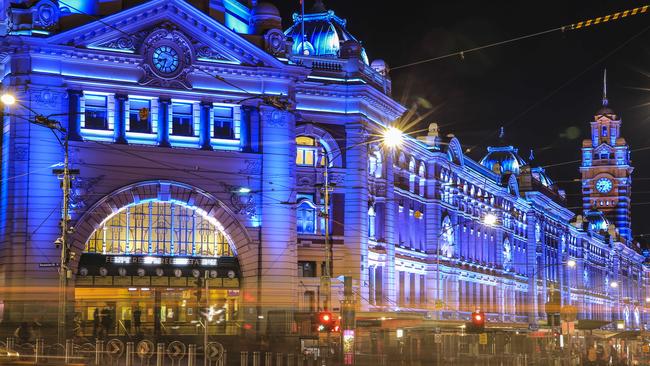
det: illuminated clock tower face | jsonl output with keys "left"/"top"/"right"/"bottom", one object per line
{"left": 595, "top": 178, "right": 613, "bottom": 194}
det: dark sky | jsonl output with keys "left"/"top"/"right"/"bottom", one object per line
{"left": 275, "top": 0, "right": 650, "bottom": 241}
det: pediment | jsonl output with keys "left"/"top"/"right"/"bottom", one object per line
{"left": 593, "top": 144, "right": 612, "bottom": 153}
{"left": 46, "top": 0, "right": 284, "bottom": 69}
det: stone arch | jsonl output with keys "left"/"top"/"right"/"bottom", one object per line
{"left": 446, "top": 137, "right": 465, "bottom": 166}
{"left": 68, "top": 180, "right": 255, "bottom": 276}
{"left": 296, "top": 123, "right": 343, "bottom": 167}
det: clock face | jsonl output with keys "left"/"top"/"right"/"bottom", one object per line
{"left": 152, "top": 45, "right": 180, "bottom": 74}
{"left": 595, "top": 178, "right": 613, "bottom": 193}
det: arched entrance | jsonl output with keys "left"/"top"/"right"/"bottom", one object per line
{"left": 70, "top": 181, "right": 253, "bottom": 338}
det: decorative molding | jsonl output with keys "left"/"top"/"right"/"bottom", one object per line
{"left": 71, "top": 175, "right": 105, "bottom": 213}
{"left": 238, "top": 160, "right": 261, "bottom": 175}
{"left": 138, "top": 27, "right": 194, "bottom": 89}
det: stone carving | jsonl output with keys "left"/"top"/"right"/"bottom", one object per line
{"left": 71, "top": 175, "right": 105, "bottom": 212}
{"left": 33, "top": 1, "right": 59, "bottom": 30}
{"left": 14, "top": 145, "right": 28, "bottom": 161}
{"left": 97, "top": 37, "right": 136, "bottom": 52}
{"left": 195, "top": 45, "right": 230, "bottom": 62}
{"left": 138, "top": 27, "right": 194, "bottom": 89}
{"left": 263, "top": 29, "right": 287, "bottom": 57}
{"left": 238, "top": 160, "right": 261, "bottom": 175}
{"left": 31, "top": 89, "right": 61, "bottom": 108}
{"left": 219, "top": 183, "right": 256, "bottom": 218}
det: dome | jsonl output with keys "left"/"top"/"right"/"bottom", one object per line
{"left": 371, "top": 59, "right": 389, "bottom": 77}
{"left": 284, "top": 2, "right": 370, "bottom": 64}
{"left": 251, "top": 2, "right": 280, "bottom": 17}
{"left": 531, "top": 167, "right": 554, "bottom": 188}
{"left": 584, "top": 209, "right": 609, "bottom": 232}
{"left": 479, "top": 146, "right": 528, "bottom": 175}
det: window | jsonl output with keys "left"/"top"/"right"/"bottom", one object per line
{"left": 602, "top": 126, "right": 607, "bottom": 136}
{"left": 84, "top": 94, "right": 109, "bottom": 130}
{"left": 213, "top": 106, "right": 234, "bottom": 139}
{"left": 296, "top": 136, "right": 325, "bottom": 166}
{"left": 298, "top": 261, "right": 317, "bottom": 277}
{"left": 129, "top": 99, "right": 151, "bottom": 133}
{"left": 297, "top": 200, "right": 317, "bottom": 234}
{"left": 172, "top": 103, "right": 194, "bottom": 136}
{"left": 85, "top": 200, "right": 232, "bottom": 257}
{"left": 368, "top": 206, "right": 376, "bottom": 239}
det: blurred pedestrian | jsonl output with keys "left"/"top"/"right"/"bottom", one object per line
{"left": 14, "top": 322, "right": 34, "bottom": 344}
{"left": 133, "top": 307, "right": 142, "bottom": 334}
{"left": 92, "top": 308, "right": 99, "bottom": 338}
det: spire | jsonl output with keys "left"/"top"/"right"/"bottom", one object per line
{"left": 498, "top": 126, "right": 505, "bottom": 142}
{"left": 529, "top": 149, "right": 535, "bottom": 161}
{"left": 602, "top": 69, "right": 608, "bottom": 107}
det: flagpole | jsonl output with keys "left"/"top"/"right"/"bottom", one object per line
{"left": 301, "top": 0, "right": 305, "bottom": 55}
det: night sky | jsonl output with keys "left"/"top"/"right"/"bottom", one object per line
{"left": 275, "top": 1, "right": 650, "bottom": 242}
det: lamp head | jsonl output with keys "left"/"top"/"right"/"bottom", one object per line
{"left": 1, "top": 93, "right": 16, "bottom": 106}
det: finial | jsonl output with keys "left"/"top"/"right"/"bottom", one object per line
{"left": 602, "top": 69, "right": 608, "bottom": 107}
{"left": 529, "top": 149, "right": 535, "bottom": 161}
{"left": 498, "top": 126, "right": 505, "bottom": 140}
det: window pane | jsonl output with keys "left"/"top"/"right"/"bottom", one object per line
{"left": 213, "top": 107, "right": 234, "bottom": 139}
{"left": 304, "top": 150, "right": 314, "bottom": 166}
{"left": 296, "top": 136, "right": 315, "bottom": 146}
{"left": 296, "top": 148, "right": 306, "bottom": 165}
{"left": 84, "top": 95, "right": 108, "bottom": 130}
{"left": 172, "top": 103, "right": 193, "bottom": 136}
{"left": 129, "top": 99, "right": 151, "bottom": 133}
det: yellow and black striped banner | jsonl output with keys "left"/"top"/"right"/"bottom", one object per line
{"left": 569, "top": 5, "right": 648, "bottom": 30}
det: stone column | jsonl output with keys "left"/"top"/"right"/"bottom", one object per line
{"left": 67, "top": 90, "right": 83, "bottom": 141}
{"left": 384, "top": 149, "right": 397, "bottom": 309}
{"left": 258, "top": 106, "right": 297, "bottom": 329}
{"left": 158, "top": 97, "right": 171, "bottom": 148}
{"left": 342, "top": 122, "right": 369, "bottom": 310}
{"left": 240, "top": 105, "right": 253, "bottom": 152}
{"left": 526, "top": 213, "right": 539, "bottom": 325}
{"left": 199, "top": 101, "right": 213, "bottom": 151}
{"left": 114, "top": 94, "right": 128, "bottom": 144}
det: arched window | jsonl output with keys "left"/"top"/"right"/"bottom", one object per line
{"left": 503, "top": 238, "right": 512, "bottom": 271}
{"left": 296, "top": 136, "right": 326, "bottom": 166}
{"left": 368, "top": 206, "right": 376, "bottom": 239}
{"left": 297, "top": 199, "right": 317, "bottom": 234}
{"left": 368, "top": 150, "right": 383, "bottom": 178}
{"left": 85, "top": 200, "right": 233, "bottom": 257}
{"left": 440, "top": 216, "right": 454, "bottom": 258}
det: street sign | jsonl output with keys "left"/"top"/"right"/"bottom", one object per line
{"left": 39, "top": 263, "right": 60, "bottom": 268}
{"left": 479, "top": 333, "right": 488, "bottom": 345}
{"left": 528, "top": 323, "right": 539, "bottom": 331}
{"left": 136, "top": 340, "right": 154, "bottom": 359}
{"left": 166, "top": 341, "right": 186, "bottom": 360}
{"left": 205, "top": 342, "right": 224, "bottom": 362}
{"left": 106, "top": 339, "right": 124, "bottom": 359}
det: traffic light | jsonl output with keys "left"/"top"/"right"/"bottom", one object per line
{"left": 316, "top": 311, "right": 334, "bottom": 332}
{"left": 466, "top": 311, "right": 486, "bottom": 333}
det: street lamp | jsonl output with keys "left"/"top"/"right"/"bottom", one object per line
{"left": 610, "top": 281, "right": 619, "bottom": 289}
{"left": 383, "top": 126, "right": 403, "bottom": 148}
{"left": 567, "top": 259, "right": 577, "bottom": 268}
{"left": 1, "top": 92, "right": 75, "bottom": 344}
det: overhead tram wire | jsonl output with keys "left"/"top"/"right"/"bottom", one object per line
{"left": 392, "top": 5, "right": 649, "bottom": 71}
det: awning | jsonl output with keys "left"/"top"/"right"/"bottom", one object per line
{"left": 575, "top": 320, "right": 613, "bottom": 330}
{"left": 605, "top": 330, "right": 641, "bottom": 339}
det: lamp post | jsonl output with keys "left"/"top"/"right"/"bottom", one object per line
{"left": 1, "top": 93, "right": 77, "bottom": 344}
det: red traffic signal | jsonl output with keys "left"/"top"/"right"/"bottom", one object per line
{"left": 471, "top": 312, "right": 484, "bottom": 324}
{"left": 316, "top": 312, "right": 334, "bottom": 332}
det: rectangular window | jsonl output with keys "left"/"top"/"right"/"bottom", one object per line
{"left": 297, "top": 201, "right": 316, "bottom": 234}
{"left": 172, "top": 103, "right": 193, "bottom": 136}
{"left": 129, "top": 99, "right": 151, "bottom": 133}
{"left": 296, "top": 147, "right": 316, "bottom": 166}
{"left": 212, "top": 106, "right": 234, "bottom": 139}
{"left": 298, "top": 261, "right": 317, "bottom": 277}
{"left": 84, "top": 94, "right": 109, "bottom": 130}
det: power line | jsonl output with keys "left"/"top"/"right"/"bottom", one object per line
{"left": 392, "top": 5, "right": 649, "bottom": 71}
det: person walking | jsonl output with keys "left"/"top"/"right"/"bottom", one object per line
{"left": 14, "top": 322, "right": 34, "bottom": 344}
{"left": 92, "top": 308, "right": 100, "bottom": 338}
{"left": 133, "top": 307, "right": 142, "bottom": 335}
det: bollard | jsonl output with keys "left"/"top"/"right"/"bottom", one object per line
{"left": 252, "top": 351, "right": 260, "bottom": 366}
{"left": 220, "top": 350, "right": 227, "bottom": 366}
{"left": 265, "top": 352, "right": 272, "bottom": 366}
{"left": 126, "top": 342, "right": 134, "bottom": 366}
{"left": 34, "top": 338, "right": 44, "bottom": 364}
{"left": 276, "top": 353, "right": 283, "bottom": 366}
{"left": 240, "top": 351, "right": 249, "bottom": 366}
{"left": 6, "top": 337, "right": 14, "bottom": 354}
{"left": 65, "top": 339, "right": 74, "bottom": 364}
{"left": 287, "top": 353, "right": 294, "bottom": 366}
{"left": 187, "top": 344, "right": 196, "bottom": 366}
{"left": 156, "top": 343, "right": 165, "bottom": 366}
{"left": 95, "top": 339, "right": 104, "bottom": 366}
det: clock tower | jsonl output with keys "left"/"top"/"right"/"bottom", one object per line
{"left": 580, "top": 71, "right": 633, "bottom": 241}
